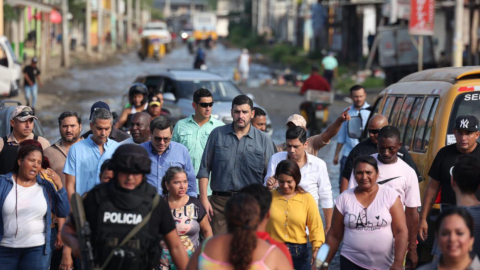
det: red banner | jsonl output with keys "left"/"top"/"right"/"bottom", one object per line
{"left": 409, "top": 0, "right": 435, "bottom": 35}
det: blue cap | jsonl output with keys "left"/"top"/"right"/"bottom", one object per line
{"left": 89, "top": 101, "right": 110, "bottom": 120}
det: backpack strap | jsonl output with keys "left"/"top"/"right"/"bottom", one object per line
{"left": 33, "top": 134, "right": 38, "bottom": 141}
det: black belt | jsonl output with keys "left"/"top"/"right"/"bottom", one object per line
{"left": 212, "top": 191, "right": 238, "bottom": 197}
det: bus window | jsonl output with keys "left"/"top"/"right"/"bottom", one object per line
{"left": 382, "top": 96, "right": 396, "bottom": 118}
{"left": 396, "top": 97, "right": 415, "bottom": 140}
{"left": 413, "top": 97, "right": 436, "bottom": 151}
{"left": 422, "top": 98, "right": 439, "bottom": 150}
{"left": 389, "top": 97, "right": 404, "bottom": 125}
{"left": 403, "top": 97, "right": 424, "bottom": 149}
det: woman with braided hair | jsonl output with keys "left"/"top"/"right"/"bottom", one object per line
{"left": 187, "top": 193, "right": 292, "bottom": 270}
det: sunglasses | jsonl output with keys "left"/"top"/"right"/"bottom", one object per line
{"left": 369, "top": 129, "right": 380, "bottom": 135}
{"left": 16, "top": 111, "right": 35, "bottom": 118}
{"left": 198, "top": 102, "right": 214, "bottom": 108}
{"left": 153, "top": 136, "right": 171, "bottom": 143}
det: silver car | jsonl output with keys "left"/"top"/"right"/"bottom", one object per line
{"left": 133, "top": 70, "right": 273, "bottom": 135}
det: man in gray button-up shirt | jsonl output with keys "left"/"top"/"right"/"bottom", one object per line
{"left": 197, "top": 95, "right": 275, "bottom": 235}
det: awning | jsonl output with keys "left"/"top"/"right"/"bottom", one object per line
{"left": 5, "top": 0, "right": 59, "bottom": 12}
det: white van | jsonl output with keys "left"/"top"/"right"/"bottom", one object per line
{"left": 0, "top": 36, "right": 21, "bottom": 97}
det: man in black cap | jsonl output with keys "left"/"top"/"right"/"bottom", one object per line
{"left": 61, "top": 144, "right": 189, "bottom": 270}
{"left": 81, "top": 101, "right": 129, "bottom": 142}
{"left": 419, "top": 115, "right": 480, "bottom": 241}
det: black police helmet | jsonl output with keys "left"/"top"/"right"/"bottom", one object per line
{"left": 128, "top": 83, "right": 148, "bottom": 105}
{"left": 110, "top": 144, "right": 151, "bottom": 174}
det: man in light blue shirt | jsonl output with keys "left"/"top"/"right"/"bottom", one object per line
{"left": 141, "top": 115, "right": 197, "bottom": 196}
{"left": 64, "top": 107, "right": 119, "bottom": 197}
{"left": 334, "top": 85, "right": 370, "bottom": 183}
{"left": 172, "top": 88, "right": 224, "bottom": 196}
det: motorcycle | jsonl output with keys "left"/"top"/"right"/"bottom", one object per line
{"left": 300, "top": 90, "right": 334, "bottom": 135}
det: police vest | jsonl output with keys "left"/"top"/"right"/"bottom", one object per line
{"left": 92, "top": 184, "right": 161, "bottom": 270}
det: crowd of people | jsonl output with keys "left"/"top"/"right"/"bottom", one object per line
{"left": 1, "top": 82, "right": 480, "bottom": 270}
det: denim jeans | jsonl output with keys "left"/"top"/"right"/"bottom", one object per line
{"left": 285, "top": 243, "right": 310, "bottom": 270}
{"left": 24, "top": 83, "right": 38, "bottom": 108}
{"left": 0, "top": 244, "right": 50, "bottom": 270}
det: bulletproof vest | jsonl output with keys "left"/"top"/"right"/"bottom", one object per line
{"left": 0, "top": 135, "right": 38, "bottom": 175}
{"left": 92, "top": 185, "right": 161, "bottom": 270}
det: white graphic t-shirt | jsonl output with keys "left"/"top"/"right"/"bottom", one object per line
{"left": 336, "top": 185, "right": 400, "bottom": 270}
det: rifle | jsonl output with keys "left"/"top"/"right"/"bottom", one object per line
{"left": 71, "top": 193, "right": 96, "bottom": 270}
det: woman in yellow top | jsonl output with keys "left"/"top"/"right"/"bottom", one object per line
{"left": 266, "top": 159, "right": 324, "bottom": 270}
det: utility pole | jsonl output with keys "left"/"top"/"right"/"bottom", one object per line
{"left": 453, "top": 0, "right": 464, "bottom": 67}
{"left": 86, "top": 0, "right": 92, "bottom": 55}
{"left": 61, "top": 0, "right": 70, "bottom": 67}
{"left": 0, "top": 0, "right": 3, "bottom": 36}
{"left": 98, "top": 0, "right": 103, "bottom": 53}
{"left": 111, "top": 0, "right": 117, "bottom": 50}
{"left": 135, "top": 0, "right": 140, "bottom": 31}
{"left": 190, "top": 0, "right": 195, "bottom": 22}
{"left": 127, "top": 0, "right": 132, "bottom": 45}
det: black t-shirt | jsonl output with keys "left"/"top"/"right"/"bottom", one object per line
{"left": 342, "top": 138, "right": 421, "bottom": 181}
{"left": 23, "top": 65, "right": 40, "bottom": 85}
{"left": 428, "top": 143, "right": 480, "bottom": 205}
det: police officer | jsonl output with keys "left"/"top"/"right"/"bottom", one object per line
{"left": 61, "top": 144, "right": 189, "bottom": 270}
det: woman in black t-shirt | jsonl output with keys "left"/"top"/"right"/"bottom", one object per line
{"left": 160, "top": 166, "right": 213, "bottom": 269}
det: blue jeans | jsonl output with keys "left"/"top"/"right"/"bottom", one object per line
{"left": 24, "top": 83, "right": 38, "bottom": 108}
{"left": 339, "top": 155, "right": 348, "bottom": 184}
{"left": 0, "top": 245, "right": 50, "bottom": 270}
{"left": 286, "top": 243, "right": 310, "bottom": 270}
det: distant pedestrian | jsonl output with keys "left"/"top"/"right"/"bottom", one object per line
{"left": 81, "top": 101, "right": 129, "bottom": 142}
{"left": 197, "top": 95, "right": 275, "bottom": 235}
{"left": 300, "top": 65, "right": 330, "bottom": 94}
{"left": 321, "top": 52, "right": 338, "bottom": 87}
{"left": 237, "top": 48, "right": 251, "bottom": 85}
{"left": 0, "top": 106, "right": 50, "bottom": 175}
{"left": 251, "top": 107, "right": 267, "bottom": 132}
{"left": 147, "top": 94, "right": 169, "bottom": 119}
{"left": 23, "top": 57, "right": 42, "bottom": 110}
{"left": 140, "top": 115, "right": 197, "bottom": 196}
{"left": 172, "top": 88, "right": 224, "bottom": 196}
{"left": 64, "top": 108, "right": 119, "bottom": 197}
{"left": 99, "top": 159, "right": 114, "bottom": 183}
{"left": 115, "top": 83, "right": 149, "bottom": 130}
{"left": 120, "top": 112, "right": 151, "bottom": 145}
{"left": 334, "top": 85, "right": 369, "bottom": 183}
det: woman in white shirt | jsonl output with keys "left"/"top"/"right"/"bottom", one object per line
{"left": 0, "top": 140, "right": 70, "bottom": 270}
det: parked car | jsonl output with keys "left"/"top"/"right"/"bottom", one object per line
{"left": 0, "top": 100, "right": 44, "bottom": 138}
{"left": 0, "top": 36, "right": 21, "bottom": 97}
{"left": 131, "top": 70, "right": 273, "bottom": 135}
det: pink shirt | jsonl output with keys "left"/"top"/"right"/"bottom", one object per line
{"left": 348, "top": 154, "right": 421, "bottom": 208}
{"left": 336, "top": 185, "right": 399, "bottom": 270}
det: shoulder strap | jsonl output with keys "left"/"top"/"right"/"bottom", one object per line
{"left": 96, "top": 194, "right": 161, "bottom": 270}
{"left": 33, "top": 134, "right": 38, "bottom": 141}
{"left": 260, "top": 245, "right": 277, "bottom": 261}
{"left": 2, "top": 136, "right": 7, "bottom": 147}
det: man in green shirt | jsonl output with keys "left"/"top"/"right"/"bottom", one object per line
{"left": 172, "top": 88, "right": 224, "bottom": 196}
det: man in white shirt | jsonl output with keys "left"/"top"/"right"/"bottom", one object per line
{"left": 265, "top": 126, "right": 333, "bottom": 231}
{"left": 348, "top": 126, "right": 421, "bottom": 269}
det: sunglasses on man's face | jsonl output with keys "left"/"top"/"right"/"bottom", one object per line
{"left": 198, "top": 102, "right": 214, "bottom": 108}
{"left": 369, "top": 129, "right": 380, "bottom": 135}
{"left": 153, "top": 136, "right": 171, "bottom": 143}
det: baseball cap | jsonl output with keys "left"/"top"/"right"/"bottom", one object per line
{"left": 89, "top": 101, "right": 110, "bottom": 120}
{"left": 149, "top": 96, "right": 161, "bottom": 107}
{"left": 10, "top": 106, "right": 38, "bottom": 122}
{"left": 32, "top": 57, "right": 38, "bottom": 63}
{"left": 454, "top": 115, "right": 479, "bottom": 132}
{"left": 110, "top": 144, "right": 151, "bottom": 174}
{"left": 286, "top": 114, "right": 307, "bottom": 128}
